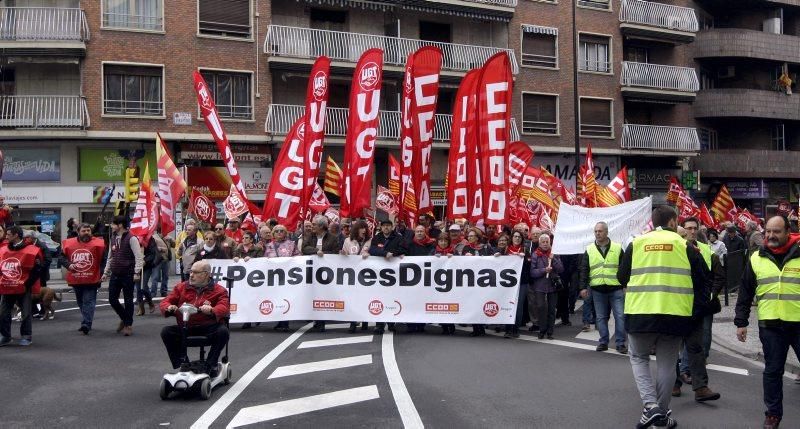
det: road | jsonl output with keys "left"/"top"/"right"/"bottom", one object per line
{"left": 1, "top": 290, "right": 798, "bottom": 429}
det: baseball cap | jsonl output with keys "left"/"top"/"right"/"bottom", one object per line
{"left": 448, "top": 224, "right": 461, "bottom": 232}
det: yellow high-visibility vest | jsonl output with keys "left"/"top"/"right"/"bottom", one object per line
{"left": 625, "top": 229, "right": 693, "bottom": 317}
{"left": 696, "top": 241, "right": 712, "bottom": 270}
{"left": 749, "top": 252, "right": 800, "bottom": 322}
{"left": 587, "top": 242, "right": 622, "bottom": 287}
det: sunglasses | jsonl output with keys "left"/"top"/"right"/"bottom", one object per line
{"left": 215, "top": 227, "right": 224, "bottom": 230}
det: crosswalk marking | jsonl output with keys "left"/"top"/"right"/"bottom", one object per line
{"left": 268, "top": 354, "right": 373, "bottom": 379}
{"left": 382, "top": 331, "right": 424, "bottom": 429}
{"left": 226, "top": 385, "right": 380, "bottom": 428}
{"left": 298, "top": 336, "right": 374, "bottom": 349}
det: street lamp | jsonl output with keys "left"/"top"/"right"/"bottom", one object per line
{"left": 572, "top": 0, "right": 581, "bottom": 188}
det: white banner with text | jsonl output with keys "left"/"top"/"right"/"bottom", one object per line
{"left": 208, "top": 255, "right": 523, "bottom": 324}
{"left": 551, "top": 197, "right": 652, "bottom": 255}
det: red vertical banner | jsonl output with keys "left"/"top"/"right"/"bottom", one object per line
{"left": 340, "top": 49, "right": 384, "bottom": 218}
{"left": 447, "top": 69, "right": 479, "bottom": 221}
{"left": 398, "top": 56, "right": 415, "bottom": 224}
{"left": 302, "top": 57, "right": 331, "bottom": 220}
{"left": 155, "top": 133, "right": 187, "bottom": 236}
{"left": 409, "top": 47, "right": 442, "bottom": 217}
{"left": 262, "top": 118, "right": 306, "bottom": 228}
{"left": 475, "top": 52, "right": 513, "bottom": 225}
{"left": 507, "top": 141, "right": 534, "bottom": 199}
{"left": 193, "top": 71, "right": 259, "bottom": 214}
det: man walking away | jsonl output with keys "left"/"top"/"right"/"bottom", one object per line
{"left": 102, "top": 216, "right": 143, "bottom": 336}
{"left": 0, "top": 226, "right": 43, "bottom": 346}
{"left": 60, "top": 223, "right": 106, "bottom": 334}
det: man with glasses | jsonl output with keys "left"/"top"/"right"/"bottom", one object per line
{"left": 160, "top": 260, "right": 230, "bottom": 377}
{"left": 225, "top": 217, "right": 244, "bottom": 244}
{"left": 214, "top": 223, "right": 236, "bottom": 259}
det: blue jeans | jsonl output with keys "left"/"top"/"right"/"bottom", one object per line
{"left": 137, "top": 268, "right": 153, "bottom": 304}
{"left": 679, "top": 315, "right": 713, "bottom": 374}
{"left": 73, "top": 285, "right": 98, "bottom": 329}
{"left": 149, "top": 260, "right": 170, "bottom": 296}
{"left": 582, "top": 292, "right": 596, "bottom": 325}
{"left": 760, "top": 325, "right": 800, "bottom": 417}
{"left": 591, "top": 288, "right": 626, "bottom": 346}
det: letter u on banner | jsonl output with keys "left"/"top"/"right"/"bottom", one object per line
{"left": 447, "top": 69, "right": 480, "bottom": 221}
{"left": 302, "top": 57, "right": 331, "bottom": 219}
{"left": 262, "top": 118, "right": 306, "bottom": 227}
{"left": 476, "top": 52, "right": 513, "bottom": 225}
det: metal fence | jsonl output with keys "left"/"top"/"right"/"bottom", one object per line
{"left": 0, "top": 7, "right": 89, "bottom": 41}
{"left": 0, "top": 96, "right": 89, "bottom": 129}
{"left": 621, "top": 61, "right": 699, "bottom": 92}
{"left": 619, "top": 0, "right": 699, "bottom": 33}
{"left": 621, "top": 124, "right": 700, "bottom": 152}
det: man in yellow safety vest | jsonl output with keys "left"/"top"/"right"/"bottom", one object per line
{"left": 618, "top": 206, "right": 710, "bottom": 429}
{"left": 736, "top": 215, "right": 800, "bottom": 429}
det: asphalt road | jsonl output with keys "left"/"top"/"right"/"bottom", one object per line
{"left": 1, "top": 290, "right": 798, "bottom": 429}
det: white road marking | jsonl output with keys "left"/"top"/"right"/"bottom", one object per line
{"left": 382, "top": 331, "right": 424, "bottom": 429}
{"left": 707, "top": 363, "right": 749, "bottom": 376}
{"left": 575, "top": 317, "right": 616, "bottom": 342}
{"left": 226, "top": 385, "right": 380, "bottom": 428}
{"left": 298, "top": 335, "right": 374, "bottom": 349}
{"left": 324, "top": 323, "right": 353, "bottom": 330}
{"left": 55, "top": 297, "right": 165, "bottom": 313}
{"left": 268, "top": 355, "right": 373, "bottom": 379}
{"left": 190, "top": 322, "right": 313, "bottom": 429}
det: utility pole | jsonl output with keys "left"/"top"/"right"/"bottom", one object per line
{"left": 572, "top": 0, "right": 581, "bottom": 188}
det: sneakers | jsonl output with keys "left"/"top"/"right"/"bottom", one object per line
{"left": 763, "top": 415, "right": 781, "bottom": 429}
{"left": 637, "top": 404, "right": 667, "bottom": 429}
{"left": 694, "top": 387, "right": 720, "bottom": 402}
{"left": 0, "top": 337, "right": 11, "bottom": 347}
{"left": 654, "top": 416, "right": 678, "bottom": 428}
{"left": 18, "top": 338, "right": 32, "bottom": 346}
{"left": 596, "top": 343, "right": 608, "bottom": 352}
{"left": 617, "top": 345, "right": 629, "bottom": 354}
{"left": 79, "top": 326, "right": 90, "bottom": 335}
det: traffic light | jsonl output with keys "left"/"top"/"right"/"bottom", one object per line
{"left": 124, "top": 167, "right": 140, "bottom": 203}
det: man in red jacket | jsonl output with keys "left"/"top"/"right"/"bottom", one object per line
{"left": 60, "top": 223, "right": 106, "bottom": 335}
{"left": 160, "top": 260, "right": 229, "bottom": 376}
{"left": 0, "top": 226, "right": 43, "bottom": 347}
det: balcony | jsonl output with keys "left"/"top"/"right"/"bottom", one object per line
{"left": 265, "top": 103, "right": 520, "bottom": 144}
{"left": 0, "top": 96, "right": 89, "bottom": 129}
{"left": 694, "top": 28, "right": 800, "bottom": 65}
{"left": 694, "top": 89, "right": 800, "bottom": 121}
{"left": 0, "top": 7, "right": 89, "bottom": 55}
{"left": 621, "top": 62, "right": 699, "bottom": 103}
{"left": 264, "top": 25, "right": 519, "bottom": 75}
{"left": 692, "top": 149, "right": 800, "bottom": 179}
{"left": 622, "top": 124, "right": 699, "bottom": 152}
{"left": 619, "top": 0, "right": 698, "bottom": 44}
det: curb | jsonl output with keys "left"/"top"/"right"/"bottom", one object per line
{"left": 712, "top": 336, "right": 800, "bottom": 376}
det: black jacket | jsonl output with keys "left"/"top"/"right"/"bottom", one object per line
{"left": 405, "top": 240, "right": 434, "bottom": 256}
{"left": 143, "top": 237, "right": 163, "bottom": 270}
{"left": 301, "top": 231, "right": 341, "bottom": 255}
{"left": 618, "top": 230, "right": 711, "bottom": 337}
{"left": 735, "top": 242, "right": 800, "bottom": 329}
{"left": 368, "top": 231, "right": 406, "bottom": 257}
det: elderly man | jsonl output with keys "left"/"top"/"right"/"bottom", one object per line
{"left": 160, "top": 260, "right": 230, "bottom": 377}
{"left": 176, "top": 220, "right": 203, "bottom": 282}
{"left": 302, "top": 216, "right": 342, "bottom": 333}
{"left": 225, "top": 217, "right": 244, "bottom": 244}
{"left": 214, "top": 222, "right": 237, "bottom": 259}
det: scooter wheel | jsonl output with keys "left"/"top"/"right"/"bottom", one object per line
{"left": 223, "top": 366, "right": 232, "bottom": 385}
{"left": 159, "top": 379, "right": 171, "bottom": 400}
{"left": 199, "top": 378, "right": 212, "bottom": 400}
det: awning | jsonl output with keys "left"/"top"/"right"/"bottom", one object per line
{"left": 521, "top": 24, "right": 558, "bottom": 36}
{"left": 295, "top": 0, "right": 512, "bottom": 21}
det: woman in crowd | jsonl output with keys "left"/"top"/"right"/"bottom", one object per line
{"left": 341, "top": 220, "right": 372, "bottom": 333}
{"left": 708, "top": 229, "right": 727, "bottom": 265}
{"left": 406, "top": 225, "right": 436, "bottom": 333}
{"left": 530, "top": 233, "right": 564, "bottom": 339}
{"left": 503, "top": 230, "right": 530, "bottom": 338}
{"left": 432, "top": 234, "right": 456, "bottom": 336}
{"left": 193, "top": 230, "right": 228, "bottom": 262}
{"left": 264, "top": 224, "right": 300, "bottom": 331}
{"left": 233, "top": 230, "right": 263, "bottom": 261}
{"left": 459, "top": 227, "right": 493, "bottom": 337}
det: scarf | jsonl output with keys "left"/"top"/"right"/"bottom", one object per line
{"left": 203, "top": 244, "right": 215, "bottom": 252}
{"left": 507, "top": 244, "right": 523, "bottom": 255}
{"left": 767, "top": 233, "right": 800, "bottom": 256}
{"left": 435, "top": 244, "right": 454, "bottom": 255}
{"left": 413, "top": 236, "right": 435, "bottom": 246}
{"left": 535, "top": 247, "right": 551, "bottom": 258}
{"left": 467, "top": 241, "right": 483, "bottom": 250}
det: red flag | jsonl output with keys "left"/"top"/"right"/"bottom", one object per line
{"left": 376, "top": 185, "right": 399, "bottom": 216}
{"left": 667, "top": 177, "right": 700, "bottom": 222}
{"left": 130, "top": 162, "right": 158, "bottom": 244}
{"left": 309, "top": 182, "right": 331, "bottom": 214}
{"left": 223, "top": 184, "right": 249, "bottom": 220}
{"left": 340, "top": 49, "right": 383, "bottom": 218}
{"left": 301, "top": 57, "right": 331, "bottom": 220}
{"left": 409, "top": 47, "right": 443, "bottom": 217}
{"left": 711, "top": 185, "right": 735, "bottom": 224}
{"left": 193, "top": 71, "right": 258, "bottom": 214}
{"left": 476, "top": 52, "right": 513, "bottom": 225}
{"left": 323, "top": 156, "right": 342, "bottom": 197}
{"left": 507, "top": 141, "right": 534, "bottom": 198}
{"left": 699, "top": 203, "right": 717, "bottom": 229}
{"left": 667, "top": 176, "right": 683, "bottom": 205}
{"left": 597, "top": 166, "right": 630, "bottom": 207}
{"left": 447, "top": 68, "right": 480, "bottom": 221}
{"left": 155, "top": 133, "right": 186, "bottom": 236}
{"left": 388, "top": 154, "right": 401, "bottom": 197}
{"left": 580, "top": 145, "right": 598, "bottom": 208}
{"left": 398, "top": 56, "right": 415, "bottom": 224}
{"left": 190, "top": 188, "right": 217, "bottom": 224}
{"left": 516, "top": 166, "right": 557, "bottom": 214}
{"left": 262, "top": 118, "right": 305, "bottom": 228}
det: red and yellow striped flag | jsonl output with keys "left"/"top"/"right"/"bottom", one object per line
{"left": 323, "top": 156, "right": 342, "bottom": 197}
{"left": 711, "top": 184, "right": 735, "bottom": 224}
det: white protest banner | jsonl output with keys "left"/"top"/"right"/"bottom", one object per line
{"left": 207, "top": 255, "right": 522, "bottom": 324}
{"left": 551, "top": 197, "right": 652, "bottom": 255}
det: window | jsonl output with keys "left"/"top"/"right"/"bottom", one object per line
{"left": 577, "top": 0, "right": 610, "bottom": 9}
{"left": 521, "top": 28, "right": 557, "bottom": 68}
{"left": 625, "top": 47, "right": 648, "bottom": 63}
{"left": 698, "top": 128, "right": 718, "bottom": 151}
{"left": 103, "top": 64, "right": 163, "bottom": 116}
{"left": 772, "top": 123, "right": 786, "bottom": 151}
{"left": 522, "top": 93, "right": 558, "bottom": 135}
{"left": 579, "top": 98, "right": 612, "bottom": 138}
{"left": 103, "top": 0, "right": 163, "bottom": 31}
{"left": 579, "top": 34, "right": 611, "bottom": 73}
{"left": 199, "top": 70, "right": 253, "bottom": 120}
{"left": 198, "top": 0, "right": 251, "bottom": 39}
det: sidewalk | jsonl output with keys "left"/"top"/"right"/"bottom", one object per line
{"left": 47, "top": 274, "right": 185, "bottom": 292}
{"left": 712, "top": 295, "right": 800, "bottom": 375}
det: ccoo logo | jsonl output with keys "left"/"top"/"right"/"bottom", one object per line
{"left": 359, "top": 62, "right": 380, "bottom": 91}
{"left": 0, "top": 257, "right": 21, "bottom": 280}
{"left": 368, "top": 300, "right": 384, "bottom": 315}
{"left": 312, "top": 71, "right": 328, "bottom": 101}
{"left": 259, "top": 300, "right": 274, "bottom": 315}
{"left": 71, "top": 249, "right": 94, "bottom": 273}
{"left": 483, "top": 301, "right": 499, "bottom": 318}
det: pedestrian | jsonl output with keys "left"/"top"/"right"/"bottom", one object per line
{"left": 618, "top": 206, "right": 709, "bottom": 429}
{"left": 0, "top": 226, "right": 43, "bottom": 346}
{"left": 149, "top": 231, "right": 173, "bottom": 298}
{"left": 432, "top": 234, "right": 456, "bottom": 335}
{"left": 102, "top": 216, "right": 143, "bottom": 336}
{"left": 136, "top": 235, "right": 160, "bottom": 316}
{"left": 341, "top": 220, "right": 372, "bottom": 334}
{"left": 175, "top": 220, "right": 202, "bottom": 282}
{"left": 499, "top": 232, "right": 527, "bottom": 339}
{"left": 707, "top": 229, "right": 727, "bottom": 266}
{"left": 736, "top": 215, "right": 800, "bottom": 429}
{"left": 225, "top": 217, "right": 244, "bottom": 244}
{"left": 369, "top": 219, "right": 406, "bottom": 335}
{"left": 66, "top": 218, "right": 78, "bottom": 239}
{"left": 194, "top": 230, "right": 229, "bottom": 262}
{"left": 214, "top": 222, "right": 237, "bottom": 258}
{"left": 578, "top": 221, "right": 627, "bottom": 353}
{"left": 60, "top": 223, "right": 106, "bottom": 335}
{"left": 295, "top": 220, "right": 313, "bottom": 248}
{"left": 530, "top": 233, "right": 564, "bottom": 340}
{"left": 672, "top": 217, "right": 722, "bottom": 401}
{"left": 447, "top": 224, "right": 468, "bottom": 254}
{"left": 263, "top": 224, "right": 299, "bottom": 332}
{"left": 407, "top": 225, "right": 435, "bottom": 333}
{"left": 24, "top": 230, "right": 52, "bottom": 319}
{"left": 233, "top": 230, "right": 263, "bottom": 260}
{"left": 723, "top": 224, "right": 747, "bottom": 255}
{"left": 460, "top": 227, "right": 493, "bottom": 337}
{"left": 302, "top": 215, "right": 342, "bottom": 333}
{"left": 257, "top": 223, "right": 272, "bottom": 246}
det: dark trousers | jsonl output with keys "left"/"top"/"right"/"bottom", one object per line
{"left": 73, "top": 285, "right": 99, "bottom": 329}
{"left": 136, "top": 268, "right": 153, "bottom": 304}
{"left": 556, "top": 287, "right": 570, "bottom": 324}
{"left": 510, "top": 283, "right": 527, "bottom": 327}
{"left": 675, "top": 317, "right": 710, "bottom": 390}
{"left": 760, "top": 324, "right": 800, "bottom": 417}
{"left": 161, "top": 324, "right": 229, "bottom": 370}
{"left": 0, "top": 290, "right": 32, "bottom": 340}
{"left": 108, "top": 274, "right": 134, "bottom": 327}
{"left": 535, "top": 291, "right": 557, "bottom": 335}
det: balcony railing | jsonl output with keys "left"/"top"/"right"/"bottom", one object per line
{"left": 622, "top": 124, "right": 699, "bottom": 152}
{"left": 619, "top": 0, "right": 698, "bottom": 33}
{"left": 460, "top": 0, "right": 518, "bottom": 6}
{"left": 0, "top": 96, "right": 89, "bottom": 129}
{"left": 0, "top": 7, "right": 89, "bottom": 41}
{"left": 266, "top": 103, "right": 520, "bottom": 143}
{"left": 265, "top": 25, "right": 519, "bottom": 74}
{"left": 621, "top": 61, "right": 699, "bottom": 92}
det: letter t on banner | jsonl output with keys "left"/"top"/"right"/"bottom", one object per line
{"left": 302, "top": 57, "right": 331, "bottom": 221}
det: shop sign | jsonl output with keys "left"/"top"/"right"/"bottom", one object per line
{"left": 34, "top": 212, "right": 59, "bottom": 233}
{"left": 2, "top": 148, "right": 60, "bottom": 181}
{"left": 727, "top": 180, "right": 766, "bottom": 199}
{"left": 532, "top": 155, "right": 619, "bottom": 186}
{"left": 3, "top": 186, "right": 99, "bottom": 204}
{"left": 186, "top": 167, "right": 271, "bottom": 200}
{"left": 628, "top": 168, "right": 680, "bottom": 190}
{"left": 180, "top": 143, "right": 271, "bottom": 162}
{"left": 173, "top": 112, "right": 192, "bottom": 126}
{"left": 79, "top": 148, "right": 157, "bottom": 181}
{"left": 431, "top": 187, "right": 446, "bottom": 206}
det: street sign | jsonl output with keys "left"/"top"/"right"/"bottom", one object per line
{"left": 173, "top": 112, "right": 192, "bottom": 126}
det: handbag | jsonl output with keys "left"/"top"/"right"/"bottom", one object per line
{"left": 550, "top": 274, "right": 565, "bottom": 292}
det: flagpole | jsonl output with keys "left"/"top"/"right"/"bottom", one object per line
{"left": 572, "top": 0, "right": 581, "bottom": 189}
